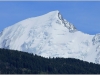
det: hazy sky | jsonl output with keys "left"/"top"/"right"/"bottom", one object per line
{"left": 0, "top": 1, "right": 100, "bottom": 35}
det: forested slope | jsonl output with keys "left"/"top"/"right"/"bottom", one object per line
{"left": 0, "top": 48, "right": 100, "bottom": 74}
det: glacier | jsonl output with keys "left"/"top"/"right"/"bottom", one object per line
{"left": 0, "top": 10, "right": 100, "bottom": 64}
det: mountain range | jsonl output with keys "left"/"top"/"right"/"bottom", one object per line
{"left": 0, "top": 10, "right": 100, "bottom": 64}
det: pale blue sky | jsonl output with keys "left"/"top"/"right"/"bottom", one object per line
{"left": 0, "top": 1, "right": 100, "bottom": 35}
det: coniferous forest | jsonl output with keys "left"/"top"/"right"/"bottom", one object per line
{"left": 0, "top": 48, "right": 100, "bottom": 74}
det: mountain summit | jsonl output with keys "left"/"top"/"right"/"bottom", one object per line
{"left": 0, "top": 10, "right": 100, "bottom": 64}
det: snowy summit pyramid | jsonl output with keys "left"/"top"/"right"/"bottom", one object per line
{"left": 0, "top": 10, "right": 100, "bottom": 64}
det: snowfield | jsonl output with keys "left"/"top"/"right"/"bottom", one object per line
{"left": 0, "top": 10, "right": 100, "bottom": 64}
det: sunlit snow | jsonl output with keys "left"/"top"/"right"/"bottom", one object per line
{"left": 0, "top": 10, "right": 100, "bottom": 64}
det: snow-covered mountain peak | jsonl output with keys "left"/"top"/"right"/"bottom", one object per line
{"left": 36, "top": 10, "right": 60, "bottom": 20}
{"left": 0, "top": 10, "right": 100, "bottom": 64}
{"left": 46, "top": 10, "right": 59, "bottom": 15}
{"left": 45, "top": 10, "right": 77, "bottom": 32}
{"left": 9, "top": 10, "right": 76, "bottom": 33}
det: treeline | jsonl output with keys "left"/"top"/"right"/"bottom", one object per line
{"left": 0, "top": 48, "right": 100, "bottom": 74}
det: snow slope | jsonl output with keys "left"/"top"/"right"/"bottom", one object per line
{"left": 0, "top": 10, "right": 100, "bottom": 64}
